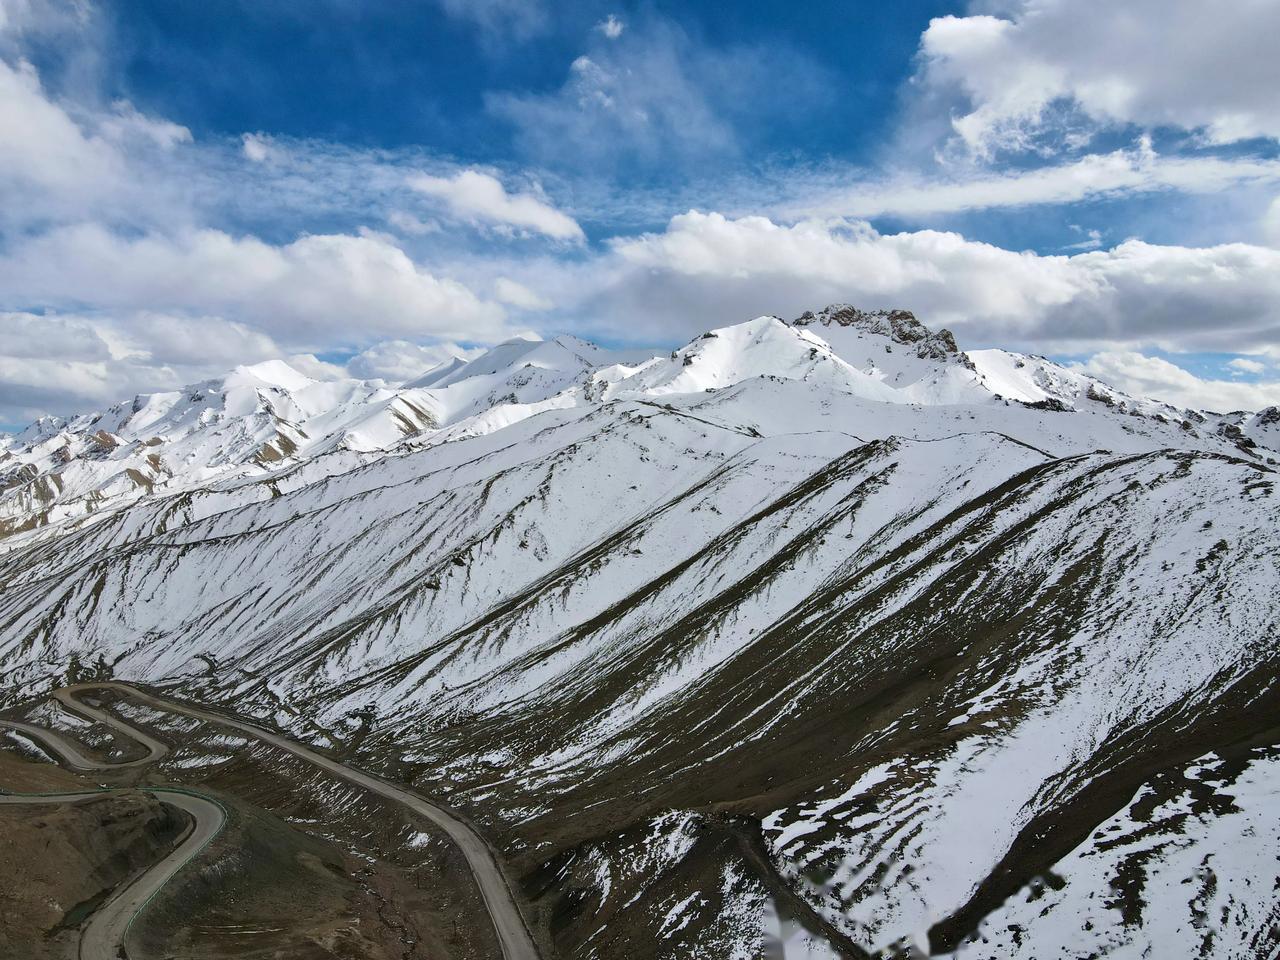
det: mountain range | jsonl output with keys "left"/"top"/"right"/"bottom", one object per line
{"left": 1, "top": 306, "right": 1277, "bottom": 959}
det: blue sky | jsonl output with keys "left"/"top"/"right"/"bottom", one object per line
{"left": 2, "top": 0, "right": 1280, "bottom": 424}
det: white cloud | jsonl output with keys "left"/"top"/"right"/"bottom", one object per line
{"left": 577, "top": 211, "right": 1280, "bottom": 353}
{"left": 0, "top": 308, "right": 491, "bottom": 422}
{"left": 386, "top": 209, "right": 441, "bottom": 236}
{"left": 920, "top": 1, "right": 1280, "bottom": 153}
{"left": 407, "top": 168, "right": 584, "bottom": 241}
{"left": 486, "top": 17, "right": 814, "bottom": 172}
{"left": 0, "top": 0, "right": 88, "bottom": 45}
{"left": 1076, "top": 352, "right": 1280, "bottom": 413}
{"left": 345, "top": 340, "right": 478, "bottom": 382}
{"left": 241, "top": 132, "right": 279, "bottom": 163}
{"left": 1228, "top": 357, "right": 1268, "bottom": 375}
{"left": 596, "top": 14, "right": 624, "bottom": 39}
{"left": 0, "top": 54, "right": 192, "bottom": 230}
{"left": 0, "top": 24, "right": 535, "bottom": 423}
{"left": 119, "top": 313, "right": 281, "bottom": 367}
{"left": 786, "top": 142, "right": 1280, "bottom": 220}
{"left": 1063, "top": 228, "right": 1103, "bottom": 252}
{"left": 0, "top": 309, "right": 293, "bottom": 422}
{"left": 0, "top": 311, "right": 112, "bottom": 361}
{"left": 0, "top": 57, "right": 120, "bottom": 197}
{"left": 433, "top": 0, "right": 546, "bottom": 41}
{"left": 1264, "top": 196, "right": 1280, "bottom": 247}
{"left": 0, "top": 223, "right": 510, "bottom": 345}
{"left": 98, "top": 100, "right": 191, "bottom": 150}
{"left": 493, "top": 276, "right": 552, "bottom": 311}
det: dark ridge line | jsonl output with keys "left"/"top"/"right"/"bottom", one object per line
{"left": 305, "top": 430, "right": 832, "bottom": 703}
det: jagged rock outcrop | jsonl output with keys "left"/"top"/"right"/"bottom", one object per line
{"left": 792, "top": 304, "right": 969, "bottom": 365}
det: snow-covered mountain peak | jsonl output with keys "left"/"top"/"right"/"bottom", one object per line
{"left": 222, "top": 358, "right": 317, "bottom": 393}
{"left": 598, "top": 314, "right": 895, "bottom": 403}
{"left": 2, "top": 307, "right": 1277, "bottom": 960}
{"left": 422, "top": 334, "right": 616, "bottom": 388}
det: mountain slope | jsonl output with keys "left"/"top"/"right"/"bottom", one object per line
{"left": 0, "top": 307, "right": 1276, "bottom": 959}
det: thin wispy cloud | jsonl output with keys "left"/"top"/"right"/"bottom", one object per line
{"left": 783, "top": 142, "right": 1280, "bottom": 221}
{"left": 596, "top": 14, "right": 625, "bottom": 39}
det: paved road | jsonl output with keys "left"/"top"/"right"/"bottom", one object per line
{"left": 0, "top": 690, "right": 167, "bottom": 770}
{"left": 0, "top": 789, "right": 225, "bottom": 960}
{"left": 69, "top": 682, "right": 543, "bottom": 960}
{"left": 81, "top": 790, "right": 224, "bottom": 960}
{"left": 0, "top": 699, "right": 223, "bottom": 960}
{"left": 0, "top": 717, "right": 106, "bottom": 770}
{"left": 54, "top": 687, "right": 169, "bottom": 766}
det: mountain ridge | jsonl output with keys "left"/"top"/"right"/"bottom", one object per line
{"left": 2, "top": 306, "right": 1274, "bottom": 546}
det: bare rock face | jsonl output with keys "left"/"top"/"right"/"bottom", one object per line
{"left": 791, "top": 304, "right": 968, "bottom": 364}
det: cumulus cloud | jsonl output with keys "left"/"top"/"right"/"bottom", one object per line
{"left": 1229, "top": 357, "right": 1268, "bottom": 375}
{"left": 386, "top": 209, "right": 441, "bottom": 236}
{"left": 0, "top": 224, "right": 510, "bottom": 345}
{"left": 0, "top": 310, "right": 294, "bottom": 423}
{"left": 0, "top": 57, "right": 121, "bottom": 198}
{"left": 241, "top": 132, "right": 280, "bottom": 163}
{"left": 407, "top": 168, "right": 584, "bottom": 241}
{"left": 1076, "top": 351, "right": 1280, "bottom": 413}
{"left": 0, "top": 53, "right": 192, "bottom": 230}
{"left": 0, "top": 308, "right": 490, "bottom": 422}
{"left": 97, "top": 100, "right": 192, "bottom": 150}
{"left": 119, "top": 313, "right": 282, "bottom": 368}
{"left": 0, "top": 311, "right": 112, "bottom": 362}
{"left": 577, "top": 211, "right": 1280, "bottom": 353}
{"left": 0, "top": 29, "right": 529, "bottom": 422}
{"left": 919, "top": 1, "right": 1280, "bottom": 153}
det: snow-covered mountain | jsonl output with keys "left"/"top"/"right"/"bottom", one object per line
{"left": 0, "top": 334, "right": 652, "bottom": 539}
{"left": 1, "top": 307, "right": 1276, "bottom": 959}
{"left": 3, "top": 307, "right": 1268, "bottom": 547}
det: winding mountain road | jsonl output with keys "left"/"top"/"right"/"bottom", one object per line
{"left": 2, "top": 682, "right": 542, "bottom": 960}
{"left": 53, "top": 687, "right": 170, "bottom": 765}
{"left": 0, "top": 717, "right": 108, "bottom": 771}
{"left": 68, "top": 682, "right": 544, "bottom": 960}
{"left": 0, "top": 789, "right": 225, "bottom": 960}
{"left": 0, "top": 702, "right": 225, "bottom": 960}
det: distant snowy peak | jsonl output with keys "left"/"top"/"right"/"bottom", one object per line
{"left": 223, "top": 358, "right": 318, "bottom": 393}
{"left": 1240, "top": 405, "right": 1280, "bottom": 451}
